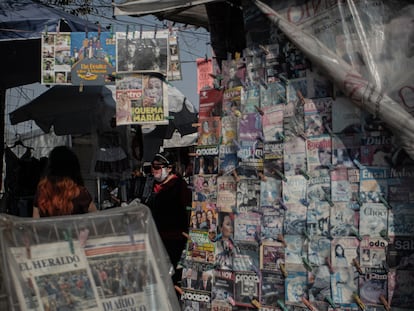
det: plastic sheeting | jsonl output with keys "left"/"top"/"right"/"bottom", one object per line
{"left": 0, "top": 201, "right": 180, "bottom": 310}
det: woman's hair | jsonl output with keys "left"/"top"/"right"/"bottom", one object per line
{"left": 36, "top": 146, "right": 83, "bottom": 216}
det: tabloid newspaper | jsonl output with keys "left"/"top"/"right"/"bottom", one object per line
{"left": 186, "top": 228, "right": 215, "bottom": 263}
{"left": 241, "top": 85, "right": 260, "bottom": 114}
{"left": 303, "top": 97, "right": 333, "bottom": 137}
{"left": 359, "top": 203, "right": 388, "bottom": 237}
{"left": 347, "top": 168, "right": 361, "bottom": 205}
{"left": 260, "top": 176, "right": 282, "bottom": 209}
{"left": 190, "top": 201, "right": 217, "bottom": 232}
{"left": 222, "top": 58, "right": 245, "bottom": 90}
{"left": 386, "top": 236, "right": 414, "bottom": 271}
{"left": 359, "top": 167, "right": 390, "bottom": 204}
{"left": 284, "top": 202, "right": 307, "bottom": 236}
{"left": 215, "top": 212, "right": 235, "bottom": 271}
{"left": 360, "top": 132, "right": 393, "bottom": 167}
{"left": 181, "top": 260, "right": 214, "bottom": 292}
{"left": 331, "top": 237, "right": 359, "bottom": 269}
{"left": 211, "top": 269, "right": 235, "bottom": 309}
{"left": 260, "top": 81, "right": 287, "bottom": 107}
{"left": 216, "top": 175, "right": 237, "bottom": 213}
{"left": 198, "top": 87, "right": 223, "bottom": 118}
{"left": 233, "top": 241, "right": 259, "bottom": 273}
{"left": 283, "top": 136, "right": 307, "bottom": 176}
{"left": 236, "top": 179, "right": 261, "bottom": 213}
{"left": 306, "top": 135, "right": 332, "bottom": 171}
{"left": 263, "top": 142, "right": 284, "bottom": 179}
{"left": 307, "top": 201, "right": 330, "bottom": 237}
{"left": 332, "top": 134, "right": 361, "bottom": 168}
{"left": 167, "top": 31, "right": 182, "bottom": 81}
{"left": 329, "top": 202, "right": 359, "bottom": 237}
{"left": 260, "top": 271, "right": 285, "bottom": 308}
{"left": 234, "top": 212, "right": 261, "bottom": 243}
{"left": 282, "top": 175, "right": 307, "bottom": 206}
{"left": 234, "top": 270, "right": 260, "bottom": 307}
{"left": 259, "top": 241, "right": 285, "bottom": 272}
{"left": 331, "top": 168, "right": 353, "bottom": 202}
{"left": 262, "top": 105, "right": 284, "bottom": 142}
{"left": 243, "top": 49, "right": 265, "bottom": 88}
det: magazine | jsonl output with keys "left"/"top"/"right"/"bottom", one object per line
{"left": 167, "top": 31, "right": 181, "bottom": 81}
{"left": 194, "top": 155, "right": 220, "bottom": 175}
{"left": 307, "top": 201, "right": 330, "bottom": 237}
{"left": 216, "top": 175, "right": 237, "bottom": 213}
{"left": 331, "top": 266, "right": 359, "bottom": 304}
{"left": 234, "top": 271, "right": 260, "bottom": 307}
{"left": 215, "top": 212, "right": 235, "bottom": 271}
{"left": 234, "top": 212, "right": 261, "bottom": 243}
{"left": 260, "top": 206, "right": 285, "bottom": 241}
{"left": 330, "top": 168, "right": 353, "bottom": 202}
{"left": 198, "top": 87, "right": 223, "bottom": 118}
{"left": 331, "top": 96, "right": 362, "bottom": 134}
{"left": 236, "top": 140, "right": 264, "bottom": 179}
{"left": 262, "top": 105, "right": 284, "bottom": 142}
{"left": 306, "top": 134, "right": 332, "bottom": 171}
{"left": 360, "top": 132, "right": 393, "bottom": 167}
{"left": 285, "top": 235, "right": 307, "bottom": 267}
{"left": 260, "top": 176, "right": 282, "bottom": 209}
{"left": 359, "top": 269, "right": 387, "bottom": 305}
{"left": 303, "top": 97, "right": 333, "bottom": 137}
{"left": 238, "top": 112, "right": 263, "bottom": 142}
{"left": 359, "top": 203, "right": 388, "bottom": 238}
{"left": 223, "top": 86, "right": 243, "bottom": 117}
{"left": 283, "top": 136, "right": 307, "bottom": 176}
{"left": 260, "top": 271, "right": 285, "bottom": 307}
{"left": 359, "top": 167, "right": 389, "bottom": 204}
{"left": 241, "top": 85, "right": 260, "bottom": 114}
{"left": 233, "top": 242, "right": 259, "bottom": 273}
{"left": 285, "top": 270, "right": 308, "bottom": 303}
{"left": 347, "top": 168, "right": 361, "bottom": 204}
{"left": 331, "top": 237, "right": 359, "bottom": 268}
{"left": 284, "top": 202, "right": 307, "bottom": 236}
{"left": 236, "top": 179, "right": 261, "bottom": 213}
{"left": 260, "top": 241, "right": 285, "bottom": 272}
{"left": 263, "top": 142, "right": 284, "bottom": 179}
{"left": 186, "top": 228, "right": 215, "bottom": 263}
{"left": 308, "top": 265, "right": 332, "bottom": 302}
{"left": 282, "top": 175, "right": 307, "bottom": 206}
{"left": 181, "top": 288, "right": 212, "bottom": 310}
{"left": 221, "top": 115, "right": 238, "bottom": 146}
{"left": 193, "top": 174, "right": 218, "bottom": 204}
{"left": 211, "top": 269, "right": 235, "bottom": 308}
{"left": 329, "top": 202, "right": 359, "bottom": 237}
{"left": 332, "top": 134, "right": 362, "bottom": 168}
{"left": 181, "top": 260, "right": 214, "bottom": 292}
{"left": 198, "top": 116, "right": 221, "bottom": 147}
{"left": 260, "top": 80, "right": 287, "bottom": 107}
{"left": 218, "top": 144, "right": 238, "bottom": 176}
{"left": 359, "top": 237, "right": 388, "bottom": 271}
{"left": 306, "top": 169, "right": 331, "bottom": 203}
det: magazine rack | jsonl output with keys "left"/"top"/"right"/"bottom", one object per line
{"left": 0, "top": 200, "right": 180, "bottom": 311}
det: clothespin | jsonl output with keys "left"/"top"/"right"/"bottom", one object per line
{"left": 277, "top": 299, "right": 289, "bottom": 311}
{"left": 255, "top": 105, "right": 264, "bottom": 116}
{"left": 297, "top": 90, "right": 306, "bottom": 105}
{"left": 227, "top": 295, "right": 236, "bottom": 306}
{"left": 302, "top": 256, "right": 313, "bottom": 272}
{"left": 353, "top": 158, "right": 365, "bottom": 170}
{"left": 325, "top": 257, "right": 334, "bottom": 274}
{"left": 299, "top": 169, "right": 310, "bottom": 180}
{"left": 254, "top": 231, "right": 262, "bottom": 245}
{"left": 302, "top": 229, "right": 311, "bottom": 241}
{"left": 192, "top": 122, "right": 201, "bottom": 127}
{"left": 379, "top": 229, "right": 390, "bottom": 242}
{"left": 274, "top": 169, "right": 287, "bottom": 182}
{"left": 212, "top": 233, "right": 222, "bottom": 242}
{"left": 277, "top": 234, "right": 287, "bottom": 247}
{"left": 63, "top": 229, "right": 75, "bottom": 254}
{"left": 276, "top": 131, "right": 285, "bottom": 141}
{"left": 78, "top": 228, "right": 90, "bottom": 248}
{"left": 352, "top": 293, "right": 366, "bottom": 310}
{"left": 235, "top": 52, "right": 241, "bottom": 61}
{"left": 258, "top": 44, "right": 270, "bottom": 55}
{"left": 251, "top": 298, "right": 261, "bottom": 308}
{"left": 379, "top": 294, "right": 391, "bottom": 311}
{"left": 350, "top": 226, "right": 362, "bottom": 241}
{"left": 300, "top": 198, "right": 310, "bottom": 207}
{"left": 324, "top": 296, "right": 337, "bottom": 309}
{"left": 324, "top": 124, "right": 334, "bottom": 136}
{"left": 123, "top": 213, "right": 135, "bottom": 244}
{"left": 352, "top": 258, "right": 363, "bottom": 274}
{"left": 298, "top": 131, "right": 307, "bottom": 140}
{"left": 279, "top": 262, "right": 288, "bottom": 277}
{"left": 174, "top": 285, "right": 184, "bottom": 296}
{"left": 231, "top": 206, "right": 239, "bottom": 216}
{"left": 258, "top": 172, "right": 267, "bottom": 181}
{"left": 302, "top": 297, "right": 317, "bottom": 311}
{"left": 378, "top": 194, "right": 392, "bottom": 209}
{"left": 325, "top": 194, "right": 335, "bottom": 207}
{"left": 232, "top": 169, "right": 241, "bottom": 182}
{"left": 278, "top": 198, "right": 288, "bottom": 210}
{"left": 182, "top": 232, "right": 191, "bottom": 241}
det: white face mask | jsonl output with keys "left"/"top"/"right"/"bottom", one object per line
{"left": 154, "top": 167, "right": 169, "bottom": 182}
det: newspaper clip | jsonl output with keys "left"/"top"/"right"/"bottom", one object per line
{"left": 192, "top": 122, "right": 201, "bottom": 127}
{"left": 251, "top": 298, "right": 261, "bottom": 308}
{"left": 302, "top": 256, "right": 313, "bottom": 272}
{"left": 379, "top": 229, "right": 391, "bottom": 242}
{"left": 227, "top": 295, "right": 236, "bottom": 306}
{"left": 123, "top": 213, "right": 135, "bottom": 244}
{"left": 277, "top": 299, "right": 289, "bottom": 311}
{"left": 254, "top": 231, "right": 262, "bottom": 245}
{"left": 258, "top": 172, "right": 267, "bottom": 182}
{"left": 279, "top": 262, "right": 288, "bottom": 278}
{"left": 302, "top": 297, "right": 317, "bottom": 311}
{"left": 300, "top": 198, "right": 310, "bottom": 207}
{"left": 352, "top": 258, "right": 363, "bottom": 275}
{"left": 277, "top": 234, "right": 287, "bottom": 247}
{"left": 255, "top": 105, "right": 264, "bottom": 116}
{"left": 324, "top": 124, "right": 335, "bottom": 137}
{"left": 350, "top": 226, "right": 362, "bottom": 241}
{"left": 258, "top": 44, "right": 270, "bottom": 55}
{"left": 298, "top": 131, "right": 308, "bottom": 140}
{"left": 325, "top": 257, "right": 335, "bottom": 274}
{"left": 299, "top": 169, "right": 310, "bottom": 180}
{"left": 296, "top": 90, "right": 306, "bottom": 105}
{"left": 259, "top": 77, "right": 268, "bottom": 89}
{"left": 278, "top": 198, "right": 288, "bottom": 210}
{"left": 353, "top": 158, "right": 365, "bottom": 170}
{"left": 275, "top": 169, "right": 287, "bottom": 182}
{"left": 232, "top": 169, "right": 241, "bottom": 182}
{"left": 324, "top": 296, "right": 337, "bottom": 309}
{"left": 174, "top": 285, "right": 184, "bottom": 296}
{"left": 379, "top": 294, "right": 391, "bottom": 311}
{"left": 276, "top": 131, "right": 285, "bottom": 141}
{"left": 209, "top": 73, "right": 224, "bottom": 81}
{"left": 78, "top": 227, "right": 90, "bottom": 248}
{"left": 302, "top": 229, "right": 311, "bottom": 241}
{"left": 324, "top": 194, "right": 335, "bottom": 207}
{"left": 231, "top": 206, "right": 239, "bottom": 215}
{"left": 182, "top": 232, "right": 191, "bottom": 241}
{"left": 63, "top": 229, "right": 75, "bottom": 254}
{"left": 352, "top": 293, "right": 366, "bottom": 310}
{"left": 378, "top": 194, "right": 392, "bottom": 209}
{"left": 164, "top": 115, "right": 175, "bottom": 120}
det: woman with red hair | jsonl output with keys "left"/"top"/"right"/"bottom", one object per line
{"left": 33, "top": 146, "right": 97, "bottom": 217}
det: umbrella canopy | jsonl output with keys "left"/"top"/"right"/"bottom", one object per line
{"left": 9, "top": 85, "right": 116, "bottom": 136}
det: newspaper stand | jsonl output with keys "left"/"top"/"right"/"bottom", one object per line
{"left": 0, "top": 200, "right": 180, "bottom": 311}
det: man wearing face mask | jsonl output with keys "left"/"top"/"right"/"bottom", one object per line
{"left": 142, "top": 151, "right": 192, "bottom": 284}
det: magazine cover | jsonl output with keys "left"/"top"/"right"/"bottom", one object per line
{"left": 347, "top": 168, "right": 361, "bottom": 204}
{"left": 181, "top": 261, "right": 214, "bottom": 292}
{"left": 167, "top": 30, "right": 181, "bottom": 81}
{"left": 282, "top": 175, "right": 307, "bottom": 204}
{"left": 115, "top": 72, "right": 168, "bottom": 125}
{"left": 360, "top": 132, "right": 393, "bottom": 167}
{"left": 234, "top": 212, "right": 261, "bottom": 243}
{"left": 218, "top": 144, "right": 238, "bottom": 176}
{"left": 388, "top": 203, "right": 414, "bottom": 237}
{"left": 284, "top": 203, "right": 307, "bottom": 236}
{"left": 260, "top": 271, "right": 285, "bottom": 307}
{"left": 241, "top": 85, "right": 260, "bottom": 114}
{"left": 236, "top": 179, "right": 261, "bottom": 213}
{"left": 198, "top": 88, "right": 223, "bottom": 118}
{"left": 198, "top": 117, "right": 221, "bottom": 147}
{"left": 233, "top": 242, "right": 259, "bottom": 273}
{"left": 331, "top": 96, "right": 362, "bottom": 134}
{"left": 116, "top": 30, "right": 168, "bottom": 74}
{"left": 221, "top": 115, "right": 238, "bottom": 146}
{"left": 9, "top": 241, "right": 99, "bottom": 311}
{"left": 260, "top": 176, "right": 282, "bottom": 209}
{"left": 307, "top": 236, "right": 331, "bottom": 267}
{"left": 186, "top": 228, "right": 215, "bottom": 263}
{"left": 181, "top": 288, "right": 211, "bottom": 310}
{"left": 306, "top": 169, "right": 331, "bottom": 203}
{"left": 191, "top": 201, "right": 217, "bottom": 231}
{"left": 306, "top": 135, "right": 332, "bottom": 171}
{"left": 262, "top": 105, "right": 284, "bottom": 142}
{"left": 329, "top": 202, "right": 358, "bottom": 237}
{"left": 194, "top": 155, "right": 220, "bottom": 175}
{"left": 331, "top": 237, "right": 359, "bottom": 268}
{"left": 234, "top": 271, "right": 260, "bottom": 307}
{"left": 303, "top": 97, "right": 332, "bottom": 137}
{"left": 236, "top": 141, "right": 264, "bottom": 179}
{"left": 263, "top": 142, "right": 284, "bottom": 179}
{"left": 193, "top": 174, "right": 218, "bottom": 204}
{"left": 260, "top": 241, "right": 285, "bottom": 272}
{"left": 332, "top": 134, "right": 361, "bottom": 168}
{"left": 285, "top": 235, "right": 307, "bottom": 267}
{"left": 216, "top": 175, "right": 237, "bottom": 213}
{"left": 330, "top": 168, "right": 352, "bottom": 202}
{"left": 359, "top": 269, "right": 388, "bottom": 305}
{"left": 260, "top": 205, "right": 285, "bottom": 241}
{"left": 283, "top": 136, "right": 307, "bottom": 176}
{"left": 331, "top": 265, "right": 359, "bottom": 304}
{"left": 222, "top": 58, "right": 245, "bottom": 90}
{"left": 215, "top": 212, "right": 235, "bottom": 271}
{"left": 285, "top": 270, "right": 308, "bottom": 303}
{"left": 260, "top": 81, "right": 287, "bottom": 107}
{"left": 359, "top": 203, "right": 388, "bottom": 237}
{"left": 307, "top": 201, "right": 330, "bottom": 237}
{"left": 238, "top": 112, "right": 263, "bottom": 142}
{"left": 359, "top": 167, "right": 389, "bottom": 204}
{"left": 211, "top": 269, "right": 235, "bottom": 308}
{"left": 244, "top": 49, "right": 265, "bottom": 87}
{"left": 360, "top": 237, "right": 388, "bottom": 271}
{"left": 70, "top": 32, "right": 116, "bottom": 85}
{"left": 223, "top": 86, "right": 243, "bottom": 117}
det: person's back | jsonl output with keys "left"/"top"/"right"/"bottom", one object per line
{"left": 33, "top": 146, "right": 97, "bottom": 218}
